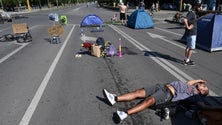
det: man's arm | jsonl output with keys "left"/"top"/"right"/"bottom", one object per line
{"left": 184, "top": 18, "right": 193, "bottom": 30}
{"left": 187, "top": 79, "right": 206, "bottom": 86}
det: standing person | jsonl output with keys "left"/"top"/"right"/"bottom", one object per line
{"left": 183, "top": 2, "right": 200, "bottom": 65}
{"left": 119, "top": 2, "right": 127, "bottom": 25}
{"left": 103, "top": 79, "right": 209, "bottom": 121}
{"left": 139, "top": 1, "right": 145, "bottom": 10}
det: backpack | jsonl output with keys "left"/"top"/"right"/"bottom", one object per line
{"left": 106, "top": 44, "right": 117, "bottom": 56}
{"left": 96, "top": 37, "right": 105, "bottom": 48}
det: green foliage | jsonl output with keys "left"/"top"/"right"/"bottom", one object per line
{"left": 1, "top": 0, "right": 80, "bottom": 7}
{"left": 3, "top": 0, "right": 19, "bottom": 7}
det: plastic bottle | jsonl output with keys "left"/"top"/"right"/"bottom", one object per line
{"left": 80, "top": 28, "right": 84, "bottom": 36}
{"left": 118, "top": 38, "right": 122, "bottom": 58}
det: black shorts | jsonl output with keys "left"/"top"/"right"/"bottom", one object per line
{"left": 120, "top": 13, "right": 126, "bottom": 20}
{"left": 144, "top": 84, "right": 173, "bottom": 106}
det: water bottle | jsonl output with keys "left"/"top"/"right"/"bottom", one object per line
{"left": 80, "top": 28, "right": 84, "bottom": 36}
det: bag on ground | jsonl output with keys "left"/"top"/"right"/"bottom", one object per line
{"left": 96, "top": 37, "right": 105, "bottom": 48}
{"left": 91, "top": 44, "right": 102, "bottom": 57}
{"left": 106, "top": 44, "right": 117, "bottom": 56}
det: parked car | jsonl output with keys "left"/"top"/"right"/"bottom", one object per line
{"left": 0, "top": 9, "right": 12, "bottom": 23}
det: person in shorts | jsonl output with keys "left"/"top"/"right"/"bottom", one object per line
{"left": 183, "top": 2, "right": 200, "bottom": 65}
{"left": 103, "top": 79, "right": 209, "bottom": 121}
{"left": 119, "top": 2, "right": 127, "bottom": 25}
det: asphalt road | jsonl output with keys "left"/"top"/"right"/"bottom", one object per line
{"left": 0, "top": 3, "right": 221, "bottom": 125}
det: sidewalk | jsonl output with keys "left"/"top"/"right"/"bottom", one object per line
{"left": 8, "top": 6, "right": 67, "bottom": 16}
{"left": 104, "top": 5, "right": 179, "bottom": 21}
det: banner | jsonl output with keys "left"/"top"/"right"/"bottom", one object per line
{"left": 12, "top": 23, "right": 28, "bottom": 34}
{"left": 48, "top": 25, "right": 64, "bottom": 36}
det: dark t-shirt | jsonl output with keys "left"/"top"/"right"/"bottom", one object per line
{"left": 185, "top": 11, "right": 197, "bottom": 36}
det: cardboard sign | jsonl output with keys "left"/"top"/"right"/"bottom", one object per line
{"left": 91, "top": 44, "right": 101, "bottom": 57}
{"left": 12, "top": 23, "right": 28, "bottom": 34}
{"left": 48, "top": 25, "right": 64, "bottom": 36}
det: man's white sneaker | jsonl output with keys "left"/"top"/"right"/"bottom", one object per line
{"left": 103, "top": 89, "right": 116, "bottom": 105}
{"left": 117, "top": 110, "right": 128, "bottom": 121}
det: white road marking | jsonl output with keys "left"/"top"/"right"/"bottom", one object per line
{"left": 65, "top": 7, "right": 83, "bottom": 14}
{"left": 147, "top": 32, "right": 197, "bottom": 53}
{"left": 0, "top": 27, "right": 10, "bottom": 33}
{"left": 0, "top": 43, "right": 29, "bottom": 64}
{"left": 110, "top": 25, "right": 187, "bottom": 81}
{"left": 80, "top": 35, "right": 97, "bottom": 42}
{"left": 109, "top": 24, "right": 218, "bottom": 96}
{"left": 19, "top": 25, "right": 76, "bottom": 125}
{"left": 0, "top": 25, "right": 40, "bottom": 64}
{"left": 155, "top": 27, "right": 183, "bottom": 37}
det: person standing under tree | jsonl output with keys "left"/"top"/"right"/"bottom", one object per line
{"left": 183, "top": 2, "right": 200, "bottom": 66}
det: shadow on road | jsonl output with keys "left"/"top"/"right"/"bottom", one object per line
{"left": 167, "top": 26, "right": 184, "bottom": 29}
{"left": 143, "top": 51, "right": 184, "bottom": 64}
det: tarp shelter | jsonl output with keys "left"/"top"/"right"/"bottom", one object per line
{"left": 197, "top": 14, "right": 222, "bottom": 52}
{"left": 127, "top": 9, "right": 154, "bottom": 29}
{"left": 81, "top": 14, "right": 103, "bottom": 27}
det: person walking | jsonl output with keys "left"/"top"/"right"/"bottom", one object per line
{"left": 139, "top": 1, "right": 145, "bottom": 10}
{"left": 183, "top": 2, "right": 200, "bottom": 65}
{"left": 119, "top": 2, "right": 127, "bottom": 25}
{"left": 103, "top": 79, "right": 209, "bottom": 121}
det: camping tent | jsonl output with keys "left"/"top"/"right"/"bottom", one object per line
{"left": 81, "top": 14, "right": 104, "bottom": 27}
{"left": 127, "top": 9, "right": 154, "bottom": 29}
{"left": 197, "top": 14, "right": 222, "bottom": 52}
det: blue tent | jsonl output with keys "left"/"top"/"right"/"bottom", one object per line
{"left": 127, "top": 9, "right": 154, "bottom": 29}
{"left": 81, "top": 14, "right": 104, "bottom": 27}
{"left": 197, "top": 14, "right": 222, "bottom": 52}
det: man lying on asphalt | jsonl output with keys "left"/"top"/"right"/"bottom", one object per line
{"left": 103, "top": 79, "right": 209, "bottom": 121}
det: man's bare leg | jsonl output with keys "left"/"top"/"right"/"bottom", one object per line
{"left": 115, "top": 90, "right": 155, "bottom": 121}
{"left": 127, "top": 96, "right": 155, "bottom": 115}
{"left": 117, "top": 89, "right": 146, "bottom": 102}
{"left": 185, "top": 47, "right": 189, "bottom": 59}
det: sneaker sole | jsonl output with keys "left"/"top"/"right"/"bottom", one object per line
{"left": 186, "top": 64, "right": 196, "bottom": 66}
{"left": 183, "top": 63, "right": 195, "bottom": 66}
{"left": 117, "top": 111, "right": 127, "bottom": 121}
{"left": 103, "top": 89, "right": 114, "bottom": 106}
{"left": 188, "top": 64, "right": 195, "bottom": 66}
